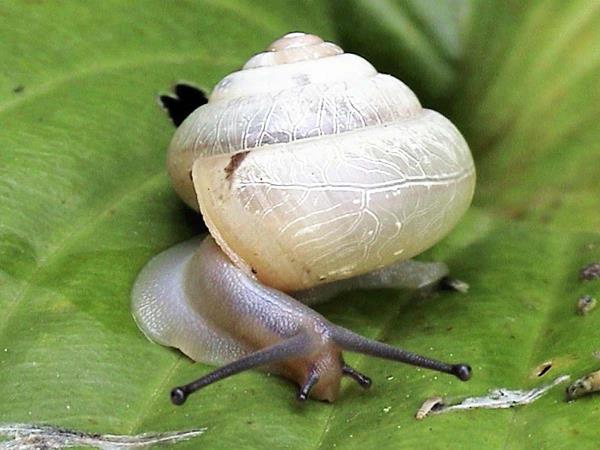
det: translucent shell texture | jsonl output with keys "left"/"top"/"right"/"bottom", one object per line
{"left": 167, "top": 33, "right": 475, "bottom": 292}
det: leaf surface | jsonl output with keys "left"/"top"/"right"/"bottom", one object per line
{"left": 1, "top": 1, "right": 599, "bottom": 448}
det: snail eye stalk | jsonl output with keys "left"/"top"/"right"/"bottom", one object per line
{"left": 171, "top": 332, "right": 311, "bottom": 405}
{"left": 331, "top": 325, "right": 471, "bottom": 381}
{"left": 342, "top": 364, "right": 372, "bottom": 388}
{"left": 297, "top": 370, "right": 320, "bottom": 401}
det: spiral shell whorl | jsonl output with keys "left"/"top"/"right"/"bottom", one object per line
{"left": 268, "top": 32, "right": 324, "bottom": 51}
{"left": 209, "top": 34, "right": 370, "bottom": 103}
{"left": 167, "top": 33, "right": 399, "bottom": 209}
{"left": 243, "top": 32, "right": 343, "bottom": 69}
{"left": 166, "top": 32, "right": 475, "bottom": 291}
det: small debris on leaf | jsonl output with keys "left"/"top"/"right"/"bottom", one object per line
{"left": 415, "top": 396, "right": 444, "bottom": 420}
{"left": 0, "top": 423, "right": 206, "bottom": 450}
{"left": 576, "top": 295, "right": 597, "bottom": 316}
{"left": 566, "top": 369, "right": 600, "bottom": 401}
{"left": 579, "top": 262, "right": 600, "bottom": 281}
{"left": 415, "top": 375, "right": 569, "bottom": 419}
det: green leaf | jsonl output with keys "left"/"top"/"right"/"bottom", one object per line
{"left": 1, "top": 1, "right": 599, "bottom": 449}
{"left": 330, "top": 0, "right": 472, "bottom": 106}
{"left": 456, "top": 1, "right": 600, "bottom": 232}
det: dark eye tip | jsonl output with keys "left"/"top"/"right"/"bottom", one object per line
{"left": 452, "top": 364, "right": 472, "bottom": 381}
{"left": 296, "top": 392, "right": 309, "bottom": 402}
{"left": 358, "top": 376, "right": 372, "bottom": 388}
{"left": 171, "top": 387, "right": 188, "bottom": 405}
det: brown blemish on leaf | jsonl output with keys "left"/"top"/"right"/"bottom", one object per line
{"left": 224, "top": 151, "right": 250, "bottom": 181}
{"left": 529, "top": 356, "right": 576, "bottom": 380}
{"left": 579, "top": 262, "right": 600, "bottom": 281}
{"left": 533, "top": 361, "right": 553, "bottom": 377}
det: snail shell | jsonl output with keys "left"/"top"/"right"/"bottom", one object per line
{"left": 167, "top": 32, "right": 475, "bottom": 292}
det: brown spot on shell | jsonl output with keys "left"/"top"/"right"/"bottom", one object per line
{"left": 224, "top": 151, "right": 250, "bottom": 181}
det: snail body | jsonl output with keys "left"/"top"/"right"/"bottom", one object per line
{"left": 132, "top": 33, "right": 475, "bottom": 403}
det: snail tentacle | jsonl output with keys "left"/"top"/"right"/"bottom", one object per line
{"left": 297, "top": 368, "right": 320, "bottom": 401}
{"left": 341, "top": 364, "right": 372, "bottom": 388}
{"left": 171, "top": 331, "right": 313, "bottom": 405}
{"left": 330, "top": 325, "right": 471, "bottom": 381}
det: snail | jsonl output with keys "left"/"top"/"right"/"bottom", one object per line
{"left": 132, "top": 32, "right": 476, "bottom": 404}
